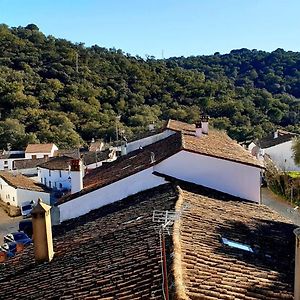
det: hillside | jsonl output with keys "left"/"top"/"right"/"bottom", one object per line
{"left": 0, "top": 24, "right": 299, "bottom": 149}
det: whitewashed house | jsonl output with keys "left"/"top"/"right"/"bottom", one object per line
{"left": 38, "top": 156, "right": 72, "bottom": 191}
{"left": 0, "top": 151, "right": 25, "bottom": 171}
{"left": 25, "top": 143, "right": 58, "bottom": 160}
{"left": 57, "top": 118, "right": 263, "bottom": 222}
{"left": 249, "top": 129, "right": 299, "bottom": 171}
{"left": 0, "top": 171, "right": 50, "bottom": 207}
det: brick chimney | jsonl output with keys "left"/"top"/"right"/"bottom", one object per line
{"left": 195, "top": 121, "right": 202, "bottom": 137}
{"left": 31, "top": 199, "right": 54, "bottom": 263}
{"left": 70, "top": 159, "right": 83, "bottom": 194}
{"left": 201, "top": 115, "right": 209, "bottom": 134}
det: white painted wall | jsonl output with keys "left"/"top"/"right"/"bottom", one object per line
{"left": 25, "top": 144, "right": 58, "bottom": 159}
{"left": 16, "top": 189, "right": 50, "bottom": 206}
{"left": 125, "top": 130, "right": 175, "bottom": 154}
{"left": 154, "top": 150, "right": 262, "bottom": 202}
{"left": 59, "top": 166, "right": 167, "bottom": 222}
{"left": 39, "top": 168, "right": 71, "bottom": 191}
{"left": 0, "top": 157, "right": 25, "bottom": 171}
{"left": 0, "top": 178, "right": 17, "bottom": 206}
{"left": 262, "top": 140, "right": 300, "bottom": 171}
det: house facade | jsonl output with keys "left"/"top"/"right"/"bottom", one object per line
{"left": 249, "top": 129, "right": 299, "bottom": 171}
{"left": 0, "top": 151, "right": 25, "bottom": 171}
{"left": 25, "top": 143, "right": 58, "bottom": 160}
{"left": 0, "top": 171, "right": 50, "bottom": 207}
{"left": 57, "top": 120, "right": 263, "bottom": 223}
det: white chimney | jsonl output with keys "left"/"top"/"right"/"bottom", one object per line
{"left": 274, "top": 130, "right": 278, "bottom": 139}
{"left": 121, "top": 143, "right": 127, "bottom": 156}
{"left": 70, "top": 159, "right": 83, "bottom": 194}
{"left": 195, "top": 121, "right": 202, "bottom": 137}
{"left": 294, "top": 228, "right": 300, "bottom": 300}
{"left": 201, "top": 115, "right": 209, "bottom": 134}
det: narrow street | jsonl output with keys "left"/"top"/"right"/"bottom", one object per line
{"left": 0, "top": 206, "right": 22, "bottom": 243}
{"left": 262, "top": 187, "right": 300, "bottom": 226}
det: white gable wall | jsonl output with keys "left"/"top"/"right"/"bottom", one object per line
{"left": 263, "top": 140, "right": 300, "bottom": 171}
{"left": 125, "top": 130, "right": 175, "bottom": 154}
{"left": 16, "top": 189, "right": 50, "bottom": 206}
{"left": 154, "top": 150, "right": 261, "bottom": 202}
{"left": 0, "top": 178, "right": 17, "bottom": 206}
{"left": 59, "top": 166, "right": 167, "bottom": 222}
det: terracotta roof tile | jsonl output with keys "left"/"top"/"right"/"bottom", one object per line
{"left": 183, "top": 129, "right": 263, "bottom": 168}
{"left": 14, "top": 157, "right": 48, "bottom": 170}
{"left": 172, "top": 182, "right": 295, "bottom": 300}
{"left": 0, "top": 171, "right": 50, "bottom": 192}
{"left": 166, "top": 119, "right": 196, "bottom": 134}
{"left": 0, "top": 184, "right": 178, "bottom": 300}
{"left": 25, "top": 143, "right": 56, "bottom": 153}
{"left": 58, "top": 133, "right": 182, "bottom": 204}
{"left": 38, "top": 155, "right": 72, "bottom": 170}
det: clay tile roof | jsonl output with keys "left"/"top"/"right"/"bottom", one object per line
{"left": 166, "top": 119, "right": 196, "bottom": 134}
{"left": 14, "top": 157, "right": 48, "bottom": 170}
{"left": 173, "top": 182, "right": 295, "bottom": 300}
{"left": 83, "top": 149, "right": 110, "bottom": 166}
{"left": 58, "top": 133, "right": 182, "bottom": 204}
{"left": 25, "top": 143, "right": 56, "bottom": 153}
{"left": 0, "top": 171, "right": 50, "bottom": 192}
{"left": 38, "top": 155, "right": 73, "bottom": 170}
{"left": 0, "top": 184, "right": 178, "bottom": 300}
{"left": 183, "top": 129, "right": 263, "bottom": 168}
{"left": 257, "top": 130, "right": 298, "bottom": 149}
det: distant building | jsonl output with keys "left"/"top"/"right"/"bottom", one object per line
{"left": 25, "top": 143, "right": 58, "bottom": 160}
{"left": 249, "top": 129, "right": 299, "bottom": 171}
{"left": 0, "top": 171, "right": 50, "bottom": 207}
{"left": 0, "top": 151, "right": 25, "bottom": 171}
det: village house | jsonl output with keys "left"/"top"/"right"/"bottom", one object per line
{"left": 0, "top": 150, "right": 25, "bottom": 171}
{"left": 57, "top": 118, "right": 263, "bottom": 222}
{"left": 249, "top": 129, "right": 299, "bottom": 171}
{"left": 0, "top": 181, "right": 296, "bottom": 299}
{"left": 0, "top": 171, "right": 50, "bottom": 208}
{"left": 25, "top": 143, "right": 58, "bottom": 160}
{"left": 13, "top": 157, "right": 48, "bottom": 178}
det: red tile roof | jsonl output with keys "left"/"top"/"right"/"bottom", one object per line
{"left": 0, "top": 182, "right": 295, "bottom": 299}
{"left": 173, "top": 182, "right": 295, "bottom": 300}
{"left": 166, "top": 119, "right": 195, "bottom": 134}
{"left": 0, "top": 171, "right": 50, "bottom": 192}
{"left": 58, "top": 133, "right": 182, "bottom": 204}
{"left": 0, "top": 184, "right": 178, "bottom": 300}
{"left": 25, "top": 143, "right": 56, "bottom": 153}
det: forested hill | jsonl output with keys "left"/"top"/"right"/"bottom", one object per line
{"left": 0, "top": 24, "right": 299, "bottom": 149}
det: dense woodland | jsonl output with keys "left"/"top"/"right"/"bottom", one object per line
{"left": 0, "top": 24, "right": 299, "bottom": 149}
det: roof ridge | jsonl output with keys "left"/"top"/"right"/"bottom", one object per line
{"left": 172, "top": 185, "right": 188, "bottom": 300}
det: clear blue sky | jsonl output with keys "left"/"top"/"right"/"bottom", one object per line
{"left": 0, "top": 0, "right": 299, "bottom": 58}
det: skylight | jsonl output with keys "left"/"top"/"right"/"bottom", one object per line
{"left": 221, "top": 237, "right": 253, "bottom": 253}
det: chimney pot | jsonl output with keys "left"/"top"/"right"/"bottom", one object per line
{"left": 195, "top": 121, "right": 202, "bottom": 137}
{"left": 70, "top": 159, "right": 83, "bottom": 194}
{"left": 201, "top": 115, "right": 209, "bottom": 134}
{"left": 31, "top": 199, "right": 54, "bottom": 263}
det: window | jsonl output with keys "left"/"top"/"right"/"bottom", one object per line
{"left": 40, "top": 178, "right": 43, "bottom": 183}
{"left": 0, "top": 184, "right": 2, "bottom": 190}
{"left": 4, "top": 160, "right": 8, "bottom": 165}
{"left": 59, "top": 170, "right": 62, "bottom": 177}
{"left": 49, "top": 170, "right": 51, "bottom": 177}
{"left": 32, "top": 155, "right": 36, "bottom": 159}
{"left": 221, "top": 237, "right": 253, "bottom": 253}
{"left": 4, "top": 166, "right": 8, "bottom": 170}
{"left": 44, "top": 177, "right": 46, "bottom": 185}
{"left": 12, "top": 197, "right": 15, "bottom": 201}
{"left": 59, "top": 183, "right": 63, "bottom": 189}
{"left": 49, "top": 181, "right": 52, "bottom": 188}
